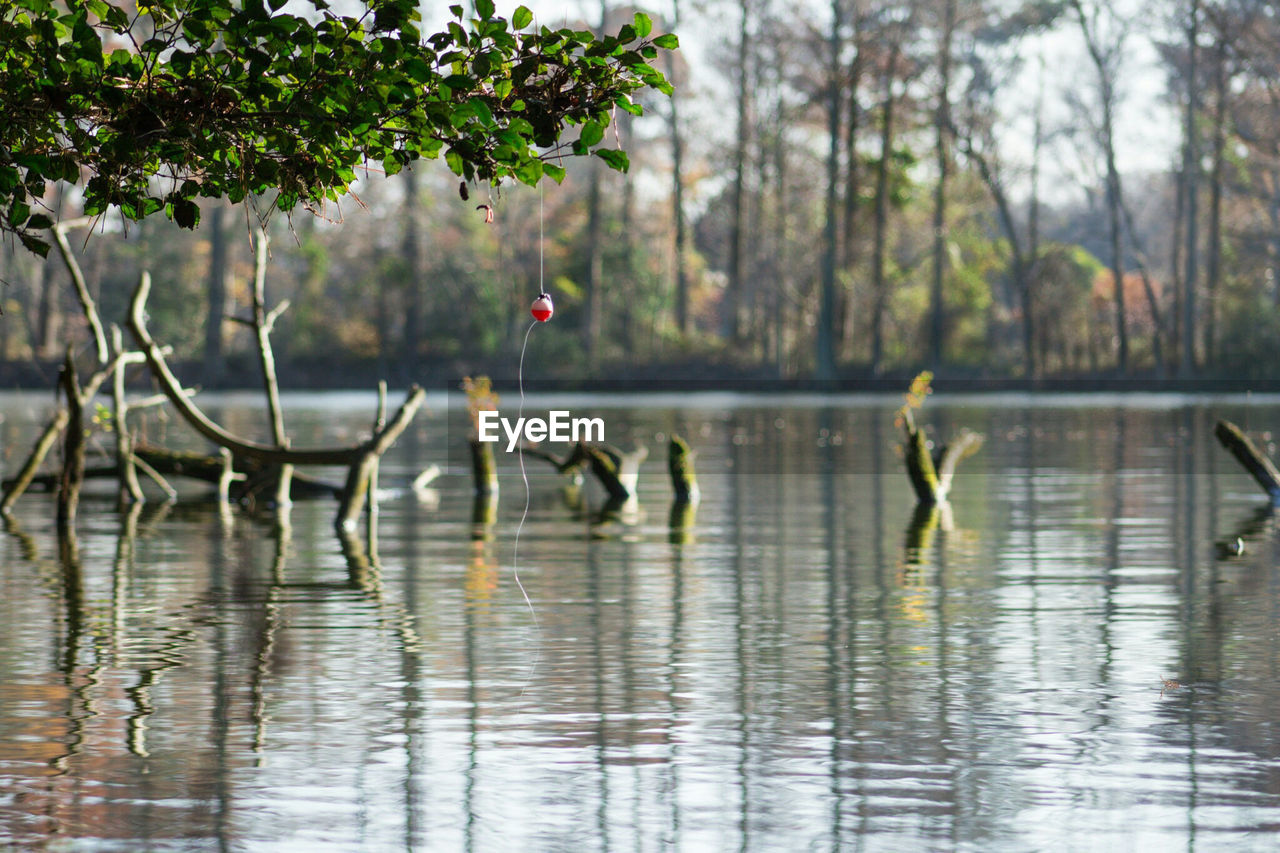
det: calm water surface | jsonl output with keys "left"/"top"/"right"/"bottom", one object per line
{"left": 3, "top": 391, "right": 1280, "bottom": 851}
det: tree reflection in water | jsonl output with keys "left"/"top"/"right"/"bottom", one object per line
{"left": 2, "top": 399, "right": 1280, "bottom": 849}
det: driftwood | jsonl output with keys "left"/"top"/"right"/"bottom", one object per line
{"left": 1214, "top": 420, "right": 1280, "bottom": 502}
{"left": 2, "top": 446, "right": 346, "bottom": 498}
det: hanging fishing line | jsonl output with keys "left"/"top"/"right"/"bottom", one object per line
{"left": 510, "top": 180, "right": 553, "bottom": 697}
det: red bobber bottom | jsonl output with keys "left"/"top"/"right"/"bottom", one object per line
{"left": 531, "top": 292, "right": 554, "bottom": 322}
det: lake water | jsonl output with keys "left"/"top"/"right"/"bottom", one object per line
{"left": 3, "top": 391, "right": 1280, "bottom": 851}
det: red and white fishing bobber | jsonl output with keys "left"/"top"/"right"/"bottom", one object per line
{"left": 531, "top": 292, "right": 554, "bottom": 322}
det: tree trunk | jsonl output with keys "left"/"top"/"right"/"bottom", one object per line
{"left": 203, "top": 203, "right": 229, "bottom": 386}
{"left": 816, "top": 0, "right": 842, "bottom": 380}
{"left": 402, "top": 167, "right": 423, "bottom": 363}
{"left": 724, "top": 0, "right": 750, "bottom": 344}
{"left": 665, "top": 1, "right": 690, "bottom": 337}
{"left": 1205, "top": 34, "right": 1228, "bottom": 369}
{"left": 839, "top": 12, "right": 863, "bottom": 359}
{"left": 583, "top": 156, "right": 604, "bottom": 363}
{"left": 929, "top": 0, "right": 956, "bottom": 370}
{"left": 870, "top": 39, "right": 900, "bottom": 375}
{"left": 961, "top": 133, "right": 1030, "bottom": 376}
{"left": 1169, "top": 139, "right": 1186, "bottom": 363}
{"left": 1073, "top": 0, "right": 1129, "bottom": 373}
{"left": 773, "top": 98, "right": 791, "bottom": 375}
{"left": 584, "top": 0, "right": 610, "bottom": 362}
{"left": 1181, "top": 0, "right": 1200, "bottom": 376}
{"left": 1103, "top": 101, "right": 1128, "bottom": 373}
{"left": 37, "top": 183, "right": 66, "bottom": 359}
{"left": 1270, "top": 169, "right": 1280, "bottom": 307}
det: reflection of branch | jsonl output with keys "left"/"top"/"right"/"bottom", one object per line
{"left": 902, "top": 500, "right": 954, "bottom": 563}
{"left": 0, "top": 407, "right": 71, "bottom": 514}
{"left": 50, "top": 525, "right": 97, "bottom": 774}
{"left": 252, "top": 512, "right": 289, "bottom": 757}
{"left": 1218, "top": 504, "right": 1277, "bottom": 558}
{"left": 668, "top": 499, "right": 696, "bottom": 544}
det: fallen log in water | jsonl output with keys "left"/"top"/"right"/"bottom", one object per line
{"left": 1214, "top": 420, "right": 1280, "bottom": 502}
{"left": 1, "top": 446, "right": 366, "bottom": 501}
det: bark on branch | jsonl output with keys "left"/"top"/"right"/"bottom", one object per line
{"left": 1215, "top": 419, "right": 1280, "bottom": 501}
{"left": 128, "top": 271, "right": 425, "bottom": 468}
{"left": 900, "top": 411, "right": 983, "bottom": 505}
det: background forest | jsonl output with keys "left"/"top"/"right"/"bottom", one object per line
{"left": 5, "top": 0, "right": 1280, "bottom": 386}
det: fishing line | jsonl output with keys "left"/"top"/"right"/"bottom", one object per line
{"left": 511, "top": 317, "right": 540, "bottom": 695}
{"left": 510, "top": 180, "right": 553, "bottom": 698}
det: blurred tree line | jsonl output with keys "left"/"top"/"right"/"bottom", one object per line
{"left": 6, "top": 0, "right": 1280, "bottom": 384}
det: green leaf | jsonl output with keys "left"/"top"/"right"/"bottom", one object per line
{"left": 652, "top": 33, "right": 678, "bottom": 49}
{"left": 8, "top": 201, "right": 30, "bottom": 228}
{"left": 19, "top": 233, "right": 50, "bottom": 257}
{"left": 579, "top": 119, "right": 605, "bottom": 148}
{"left": 469, "top": 97, "right": 493, "bottom": 126}
{"left": 2, "top": 0, "right": 679, "bottom": 256}
{"left": 514, "top": 158, "right": 542, "bottom": 184}
{"left": 173, "top": 198, "right": 199, "bottom": 229}
{"left": 594, "top": 148, "right": 629, "bottom": 172}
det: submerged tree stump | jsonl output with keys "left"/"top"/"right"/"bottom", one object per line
{"left": 470, "top": 440, "right": 499, "bottom": 496}
{"left": 901, "top": 414, "right": 983, "bottom": 506}
{"left": 668, "top": 434, "right": 699, "bottom": 504}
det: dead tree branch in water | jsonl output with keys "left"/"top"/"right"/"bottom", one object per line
{"left": 1215, "top": 420, "right": 1280, "bottom": 502}
{"left": 128, "top": 271, "right": 425, "bottom": 529}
